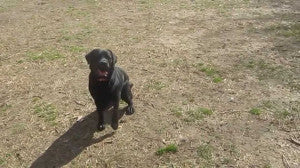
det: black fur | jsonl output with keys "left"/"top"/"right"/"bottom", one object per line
{"left": 86, "top": 49, "right": 134, "bottom": 131}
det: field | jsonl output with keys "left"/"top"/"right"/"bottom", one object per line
{"left": 0, "top": 0, "right": 299, "bottom": 167}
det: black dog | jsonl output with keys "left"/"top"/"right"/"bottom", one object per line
{"left": 86, "top": 49, "right": 134, "bottom": 131}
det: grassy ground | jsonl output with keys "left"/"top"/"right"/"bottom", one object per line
{"left": 0, "top": 0, "right": 299, "bottom": 167}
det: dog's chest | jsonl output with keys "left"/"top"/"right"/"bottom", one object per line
{"left": 93, "top": 82, "right": 113, "bottom": 98}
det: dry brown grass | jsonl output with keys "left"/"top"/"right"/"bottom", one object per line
{"left": 0, "top": 0, "right": 299, "bottom": 167}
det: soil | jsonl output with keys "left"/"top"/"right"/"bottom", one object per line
{"left": 0, "top": 0, "right": 299, "bottom": 167}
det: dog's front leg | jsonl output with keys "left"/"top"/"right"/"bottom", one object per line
{"left": 96, "top": 105, "right": 106, "bottom": 131}
{"left": 111, "top": 93, "right": 120, "bottom": 130}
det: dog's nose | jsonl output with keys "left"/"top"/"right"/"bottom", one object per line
{"left": 99, "top": 61, "right": 107, "bottom": 66}
{"left": 98, "top": 59, "right": 109, "bottom": 70}
{"left": 99, "top": 59, "right": 108, "bottom": 66}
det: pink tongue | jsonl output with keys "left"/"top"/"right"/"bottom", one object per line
{"left": 98, "top": 70, "right": 108, "bottom": 76}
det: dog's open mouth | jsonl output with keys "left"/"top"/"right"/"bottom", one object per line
{"left": 97, "top": 69, "right": 109, "bottom": 81}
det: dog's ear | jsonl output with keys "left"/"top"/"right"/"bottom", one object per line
{"left": 107, "top": 49, "right": 117, "bottom": 65}
{"left": 85, "top": 49, "right": 98, "bottom": 65}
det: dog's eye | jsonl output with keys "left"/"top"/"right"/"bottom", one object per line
{"left": 103, "top": 54, "right": 110, "bottom": 59}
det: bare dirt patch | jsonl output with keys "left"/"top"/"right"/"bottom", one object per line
{"left": 0, "top": 0, "right": 299, "bottom": 167}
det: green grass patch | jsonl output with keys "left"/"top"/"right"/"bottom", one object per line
{"left": 59, "top": 26, "right": 93, "bottom": 42}
{"left": 241, "top": 59, "right": 297, "bottom": 90}
{"left": 222, "top": 158, "right": 234, "bottom": 165}
{"left": 156, "top": 144, "right": 178, "bottom": 156}
{"left": 33, "top": 102, "right": 58, "bottom": 125}
{"left": 0, "top": 157, "right": 5, "bottom": 165}
{"left": 65, "top": 45, "right": 86, "bottom": 53}
{"left": 16, "top": 60, "right": 24, "bottom": 64}
{"left": 66, "top": 6, "right": 90, "bottom": 17}
{"left": 249, "top": 108, "right": 261, "bottom": 115}
{"left": 0, "top": 0, "right": 19, "bottom": 12}
{"left": 138, "top": 0, "right": 155, "bottom": 10}
{"left": 185, "top": 107, "right": 213, "bottom": 122}
{"left": 146, "top": 80, "right": 166, "bottom": 90}
{"left": 1, "top": 104, "right": 12, "bottom": 112}
{"left": 27, "top": 49, "right": 64, "bottom": 61}
{"left": 276, "top": 110, "right": 291, "bottom": 118}
{"left": 213, "top": 76, "right": 223, "bottom": 83}
{"left": 265, "top": 22, "right": 300, "bottom": 39}
{"left": 199, "top": 107, "right": 213, "bottom": 116}
{"left": 260, "top": 100, "right": 299, "bottom": 121}
{"left": 11, "top": 123, "right": 26, "bottom": 135}
{"left": 186, "top": 110, "right": 204, "bottom": 121}
{"left": 0, "top": 153, "right": 12, "bottom": 166}
{"left": 263, "top": 163, "right": 272, "bottom": 168}
{"left": 197, "top": 144, "right": 213, "bottom": 160}
{"left": 194, "top": 63, "right": 223, "bottom": 83}
{"left": 200, "top": 66, "right": 217, "bottom": 77}
{"left": 188, "top": 0, "right": 249, "bottom": 15}
{"left": 171, "top": 107, "right": 183, "bottom": 117}
{"left": 172, "top": 59, "right": 186, "bottom": 67}
{"left": 0, "top": 104, "right": 12, "bottom": 117}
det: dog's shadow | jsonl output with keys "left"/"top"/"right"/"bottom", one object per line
{"left": 30, "top": 107, "right": 127, "bottom": 168}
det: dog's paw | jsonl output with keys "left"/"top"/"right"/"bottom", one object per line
{"left": 125, "top": 106, "right": 135, "bottom": 115}
{"left": 111, "top": 122, "right": 119, "bottom": 130}
{"left": 97, "top": 124, "right": 105, "bottom": 131}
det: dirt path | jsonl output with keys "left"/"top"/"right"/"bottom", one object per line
{"left": 0, "top": 0, "right": 299, "bottom": 167}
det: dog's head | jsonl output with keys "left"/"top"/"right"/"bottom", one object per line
{"left": 85, "top": 49, "right": 117, "bottom": 81}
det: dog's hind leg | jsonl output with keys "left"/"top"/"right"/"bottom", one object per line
{"left": 121, "top": 82, "right": 135, "bottom": 115}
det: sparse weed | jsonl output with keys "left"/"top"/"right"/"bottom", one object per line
{"left": 274, "top": 109, "right": 291, "bottom": 119}
{"left": 66, "top": 45, "right": 86, "bottom": 53}
{"left": 0, "top": 104, "right": 12, "bottom": 117}
{"left": 194, "top": 63, "right": 223, "bottom": 83}
{"left": 0, "top": 157, "right": 4, "bottom": 165}
{"left": 265, "top": 22, "right": 300, "bottom": 39}
{"left": 11, "top": 123, "right": 26, "bottom": 135}
{"left": 138, "top": 0, "right": 155, "bottom": 9}
{"left": 242, "top": 59, "right": 296, "bottom": 89}
{"left": 1, "top": 104, "right": 12, "bottom": 112}
{"left": 189, "top": 0, "right": 249, "bottom": 15}
{"left": 27, "top": 49, "right": 64, "bottom": 61}
{"left": 185, "top": 107, "right": 213, "bottom": 122}
{"left": 226, "top": 143, "right": 239, "bottom": 156}
{"left": 0, "top": 0, "right": 19, "bottom": 12}
{"left": 66, "top": 6, "right": 90, "bottom": 17}
{"left": 146, "top": 80, "right": 166, "bottom": 90}
{"left": 186, "top": 110, "right": 204, "bottom": 121}
{"left": 33, "top": 102, "right": 58, "bottom": 125}
{"left": 193, "top": 62, "right": 204, "bottom": 68}
{"left": 59, "top": 26, "right": 93, "bottom": 42}
{"left": 249, "top": 108, "right": 261, "bottom": 115}
{"left": 263, "top": 163, "right": 272, "bottom": 168}
{"left": 0, "top": 153, "right": 12, "bottom": 166}
{"left": 199, "top": 107, "right": 213, "bottom": 116}
{"left": 16, "top": 60, "right": 24, "bottom": 64}
{"left": 213, "top": 76, "right": 223, "bottom": 83}
{"left": 200, "top": 67, "right": 217, "bottom": 77}
{"left": 261, "top": 100, "right": 274, "bottom": 109}
{"left": 260, "top": 100, "right": 298, "bottom": 120}
{"left": 156, "top": 144, "right": 178, "bottom": 156}
{"left": 222, "top": 158, "right": 234, "bottom": 165}
{"left": 197, "top": 144, "right": 213, "bottom": 160}
{"left": 172, "top": 59, "right": 186, "bottom": 67}
{"left": 171, "top": 107, "right": 183, "bottom": 117}
{"left": 32, "top": 96, "right": 41, "bottom": 103}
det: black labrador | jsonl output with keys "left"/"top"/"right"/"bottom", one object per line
{"left": 86, "top": 49, "right": 134, "bottom": 131}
